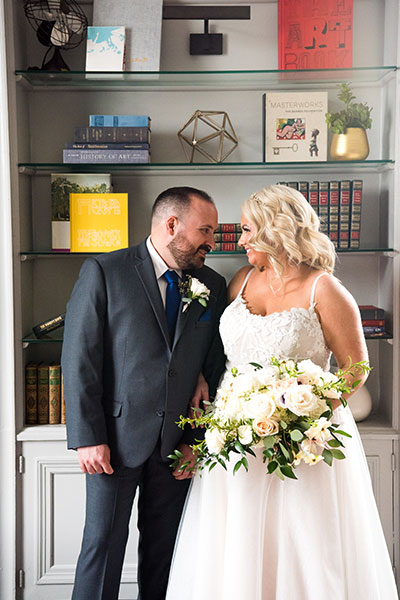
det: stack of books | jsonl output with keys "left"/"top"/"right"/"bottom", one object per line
{"left": 359, "top": 305, "right": 388, "bottom": 338}
{"left": 25, "top": 362, "right": 65, "bottom": 425}
{"left": 63, "top": 114, "right": 151, "bottom": 164}
{"left": 279, "top": 180, "right": 363, "bottom": 249}
{"left": 212, "top": 223, "right": 244, "bottom": 253}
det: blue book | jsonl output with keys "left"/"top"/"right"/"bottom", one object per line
{"left": 89, "top": 115, "right": 151, "bottom": 128}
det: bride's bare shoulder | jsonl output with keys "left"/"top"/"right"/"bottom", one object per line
{"left": 227, "top": 266, "right": 253, "bottom": 303}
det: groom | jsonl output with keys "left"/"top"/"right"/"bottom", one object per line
{"left": 61, "top": 186, "right": 227, "bottom": 600}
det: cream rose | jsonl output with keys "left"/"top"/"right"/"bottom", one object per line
{"left": 237, "top": 424, "right": 253, "bottom": 446}
{"left": 223, "top": 394, "right": 245, "bottom": 420}
{"left": 252, "top": 417, "right": 279, "bottom": 437}
{"left": 205, "top": 428, "right": 226, "bottom": 454}
{"left": 283, "top": 384, "right": 319, "bottom": 416}
{"left": 243, "top": 392, "right": 276, "bottom": 420}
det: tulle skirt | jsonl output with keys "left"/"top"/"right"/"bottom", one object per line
{"left": 166, "top": 405, "right": 398, "bottom": 600}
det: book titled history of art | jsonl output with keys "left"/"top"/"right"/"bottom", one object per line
{"left": 70, "top": 193, "right": 128, "bottom": 253}
{"left": 92, "top": 0, "right": 163, "bottom": 71}
{"left": 85, "top": 26, "right": 126, "bottom": 71}
{"left": 263, "top": 91, "right": 328, "bottom": 162}
{"left": 278, "top": 0, "right": 353, "bottom": 70}
{"left": 51, "top": 173, "right": 112, "bottom": 252}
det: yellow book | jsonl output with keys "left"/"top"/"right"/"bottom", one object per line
{"left": 70, "top": 193, "right": 128, "bottom": 253}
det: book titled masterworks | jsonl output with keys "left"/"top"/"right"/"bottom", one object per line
{"left": 263, "top": 92, "right": 327, "bottom": 162}
{"left": 278, "top": 0, "right": 353, "bottom": 70}
{"left": 70, "top": 193, "right": 128, "bottom": 253}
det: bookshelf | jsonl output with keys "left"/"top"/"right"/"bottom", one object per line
{"left": 4, "top": 0, "right": 400, "bottom": 597}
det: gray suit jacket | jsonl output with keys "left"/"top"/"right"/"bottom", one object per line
{"left": 61, "top": 241, "right": 227, "bottom": 468}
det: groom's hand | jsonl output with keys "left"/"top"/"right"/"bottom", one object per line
{"left": 77, "top": 444, "right": 114, "bottom": 475}
{"left": 172, "top": 443, "right": 197, "bottom": 480}
{"left": 189, "top": 372, "right": 209, "bottom": 424}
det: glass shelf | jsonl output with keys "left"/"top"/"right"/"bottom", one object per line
{"left": 15, "top": 66, "right": 397, "bottom": 90}
{"left": 20, "top": 248, "right": 396, "bottom": 259}
{"left": 18, "top": 160, "right": 395, "bottom": 175}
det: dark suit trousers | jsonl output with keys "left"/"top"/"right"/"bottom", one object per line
{"left": 72, "top": 441, "right": 190, "bottom": 600}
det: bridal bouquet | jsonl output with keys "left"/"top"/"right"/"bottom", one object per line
{"left": 170, "top": 357, "right": 371, "bottom": 480}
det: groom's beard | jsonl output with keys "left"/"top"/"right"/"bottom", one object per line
{"left": 168, "top": 233, "right": 211, "bottom": 269}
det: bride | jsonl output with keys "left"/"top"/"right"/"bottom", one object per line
{"left": 166, "top": 185, "right": 398, "bottom": 599}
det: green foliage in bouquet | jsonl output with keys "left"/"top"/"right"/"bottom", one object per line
{"left": 169, "top": 357, "right": 371, "bottom": 481}
{"left": 325, "top": 83, "right": 373, "bottom": 134}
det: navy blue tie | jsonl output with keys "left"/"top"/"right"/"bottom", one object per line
{"left": 163, "top": 270, "right": 181, "bottom": 341}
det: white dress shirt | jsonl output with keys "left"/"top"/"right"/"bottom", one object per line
{"left": 146, "top": 236, "right": 182, "bottom": 308}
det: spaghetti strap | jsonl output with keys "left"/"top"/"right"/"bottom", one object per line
{"left": 238, "top": 268, "right": 255, "bottom": 297}
{"left": 309, "top": 272, "right": 329, "bottom": 307}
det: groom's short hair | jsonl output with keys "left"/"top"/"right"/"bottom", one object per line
{"left": 151, "top": 186, "right": 214, "bottom": 223}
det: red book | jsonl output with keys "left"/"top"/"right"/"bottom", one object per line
{"left": 278, "top": 0, "right": 353, "bottom": 70}
{"left": 362, "top": 319, "right": 385, "bottom": 327}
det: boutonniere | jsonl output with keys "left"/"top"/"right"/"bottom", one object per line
{"left": 179, "top": 276, "right": 210, "bottom": 313}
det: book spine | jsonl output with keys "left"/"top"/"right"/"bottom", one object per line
{"left": 309, "top": 181, "right": 319, "bottom": 215}
{"left": 319, "top": 181, "right": 329, "bottom": 235}
{"left": 362, "top": 319, "right": 385, "bottom": 327}
{"left": 65, "top": 143, "right": 150, "bottom": 150}
{"left": 328, "top": 181, "right": 339, "bottom": 248}
{"left": 350, "top": 179, "right": 363, "bottom": 249}
{"left": 287, "top": 181, "right": 299, "bottom": 190}
{"left": 37, "top": 364, "right": 49, "bottom": 425}
{"left": 89, "top": 115, "right": 151, "bottom": 127}
{"left": 214, "top": 233, "right": 241, "bottom": 242}
{"left": 213, "top": 242, "right": 245, "bottom": 252}
{"left": 74, "top": 126, "right": 150, "bottom": 143}
{"left": 25, "top": 363, "right": 38, "bottom": 425}
{"left": 262, "top": 94, "right": 267, "bottom": 162}
{"left": 359, "top": 306, "right": 385, "bottom": 320}
{"left": 299, "top": 181, "right": 309, "bottom": 202}
{"left": 216, "top": 223, "right": 241, "bottom": 233}
{"left": 61, "top": 373, "right": 66, "bottom": 425}
{"left": 32, "top": 313, "right": 65, "bottom": 339}
{"left": 339, "top": 180, "right": 351, "bottom": 248}
{"left": 49, "top": 364, "right": 61, "bottom": 424}
{"left": 363, "top": 326, "right": 387, "bottom": 334}
{"left": 63, "top": 149, "right": 150, "bottom": 164}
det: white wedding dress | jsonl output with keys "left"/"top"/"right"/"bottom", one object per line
{"left": 166, "top": 270, "right": 398, "bottom": 600}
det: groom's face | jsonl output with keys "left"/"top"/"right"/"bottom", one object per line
{"left": 168, "top": 196, "right": 218, "bottom": 269}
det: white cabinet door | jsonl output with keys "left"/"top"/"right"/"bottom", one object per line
{"left": 361, "top": 437, "right": 394, "bottom": 564}
{"left": 20, "top": 441, "right": 139, "bottom": 600}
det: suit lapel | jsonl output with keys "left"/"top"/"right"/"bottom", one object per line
{"left": 135, "top": 246, "right": 171, "bottom": 348}
{"left": 172, "top": 270, "right": 206, "bottom": 350}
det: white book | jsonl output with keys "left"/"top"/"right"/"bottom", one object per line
{"left": 86, "top": 26, "right": 125, "bottom": 71}
{"left": 93, "top": 0, "right": 163, "bottom": 72}
{"left": 263, "top": 91, "right": 328, "bottom": 162}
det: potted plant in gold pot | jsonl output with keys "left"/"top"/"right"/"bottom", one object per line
{"left": 326, "top": 83, "right": 372, "bottom": 160}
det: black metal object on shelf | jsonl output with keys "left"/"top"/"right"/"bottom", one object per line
{"left": 163, "top": 5, "right": 251, "bottom": 55}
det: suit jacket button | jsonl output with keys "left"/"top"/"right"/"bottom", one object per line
{"left": 156, "top": 410, "right": 165, "bottom": 417}
{"left": 168, "top": 369, "right": 176, "bottom": 377}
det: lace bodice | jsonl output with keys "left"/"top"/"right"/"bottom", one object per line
{"left": 220, "top": 269, "right": 331, "bottom": 371}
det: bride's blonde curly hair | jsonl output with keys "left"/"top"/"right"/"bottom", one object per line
{"left": 242, "top": 184, "right": 336, "bottom": 276}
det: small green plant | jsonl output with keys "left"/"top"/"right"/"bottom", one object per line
{"left": 325, "top": 83, "right": 372, "bottom": 134}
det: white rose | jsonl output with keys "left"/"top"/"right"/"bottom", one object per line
{"left": 283, "top": 384, "right": 319, "bottom": 416}
{"left": 252, "top": 366, "right": 279, "bottom": 387}
{"left": 232, "top": 372, "right": 259, "bottom": 395}
{"left": 243, "top": 392, "right": 276, "bottom": 419}
{"left": 237, "top": 424, "right": 253, "bottom": 446}
{"left": 190, "top": 277, "right": 210, "bottom": 298}
{"left": 253, "top": 417, "right": 279, "bottom": 437}
{"left": 308, "top": 395, "right": 329, "bottom": 420}
{"left": 224, "top": 393, "right": 245, "bottom": 419}
{"left": 205, "top": 427, "right": 226, "bottom": 454}
{"left": 296, "top": 359, "right": 325, "bottom": 386}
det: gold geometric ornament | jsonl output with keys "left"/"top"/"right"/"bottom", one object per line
{"left": 177, "top": 110, "right": 238, "bottom": 163}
